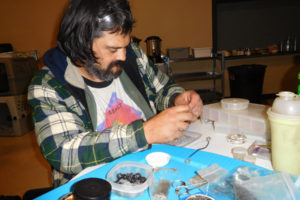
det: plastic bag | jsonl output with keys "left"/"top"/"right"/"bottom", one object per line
{"left": 149, "top": 179, "right": 171, "bottom": 200}
{"left": 234, "top": 172, "right": 300, "bottom": 200}
{"left": 149, "top": 168, "right": 181, "bottom": 200}
{"left": 200, "top": 166, "right": 274, "bottom": 200}
{"left": 196, "top": 164, "right": 228, "bottom": 183}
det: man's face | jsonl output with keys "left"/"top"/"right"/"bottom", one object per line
{"left": 86, "top": 31, "right": 131, "bottom": 81}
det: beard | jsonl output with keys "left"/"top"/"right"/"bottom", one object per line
{"left": 85, "top": 60, "right": 125, "bottom": 82}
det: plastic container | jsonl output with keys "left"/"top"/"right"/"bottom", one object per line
{"left": 231, "top": 147, "right": 248, "bottom": 161}
{"left": 202, "top": 102, "right": 270, "bottom": 139}
{"left": 221, "top": 98, "right": 249, "bottom": 110}
{"left": 267, "top": 91, "right": 300, "bottom": 175}
{"left": 226, "top": 133, "right": 247, "bottom": 144}
{"left": 73, "top": 178, "right": 111, "bottom": 200}
{"left": 106, "top": 161, "right": 153, "bottom": 198}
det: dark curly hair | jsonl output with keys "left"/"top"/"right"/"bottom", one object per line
{"left": 57, "top": 0, "right": 135, "bottom": 66}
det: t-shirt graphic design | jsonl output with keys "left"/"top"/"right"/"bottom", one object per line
{"left": 97, "top": 92, "right": 142, "bottom": 131}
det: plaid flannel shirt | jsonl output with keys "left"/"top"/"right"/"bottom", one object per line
{"left": 28, "top": 43, "right": 184, "bottom": 187}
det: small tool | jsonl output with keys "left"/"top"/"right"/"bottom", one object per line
{"left": 173, "top": 179, "right": 205, "bottom": 199}
{"left": 153, "top": 167, "right": 179, "bottom": 172}
{"left": 184, "top": 137, "right": 211, "bottom": 164}
{"left": 212, "top": 120, "right": 215, "bottom": 131}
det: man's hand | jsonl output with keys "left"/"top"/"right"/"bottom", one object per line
{"left": 143, "top": 105, "right": 196, "bottom": 144}
{"left": 174, "top": 90, "right": 203, "bottom": 120}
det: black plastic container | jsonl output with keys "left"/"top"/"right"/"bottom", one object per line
{"left": 228, "top": 64, "right": 266, "bottom": 103}
{"left": 73, "top": 178, "right": 111, "bottom": 200}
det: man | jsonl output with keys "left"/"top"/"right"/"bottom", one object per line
{"left": 28, "top": 0, "right": 202, "bottom": 187}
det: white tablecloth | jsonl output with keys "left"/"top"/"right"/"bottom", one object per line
{"left": 184, "top": 120, "right": 273, "bottom": 170}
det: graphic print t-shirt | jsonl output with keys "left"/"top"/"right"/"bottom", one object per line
{"left": 85, "top": 77, "right": 145, "bottom": 132}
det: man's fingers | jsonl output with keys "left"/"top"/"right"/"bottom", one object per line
{"left": 171, "top": 104, "right": 191, "bottom": 113}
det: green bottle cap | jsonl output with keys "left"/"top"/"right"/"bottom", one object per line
{"left": 298, "top": 72, "right": 300, "bottom": 95}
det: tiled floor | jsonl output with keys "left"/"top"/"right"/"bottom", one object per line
{"left": 0, "top": 131, "right": 52, "bottom": 197}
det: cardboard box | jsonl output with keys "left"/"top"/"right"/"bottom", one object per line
{"left": 167, "top": 47, "right": 190, "bottom": 59}
{"left": 193, "top": 48, "right": 212, "bottom": 58}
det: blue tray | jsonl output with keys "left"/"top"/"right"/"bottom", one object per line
{"left": 35, "top": 144, "right": 269, "bottom": 200}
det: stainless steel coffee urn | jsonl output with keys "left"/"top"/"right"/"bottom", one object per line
{"left": 145, "top": 36, "right": 163, "bottom": 63}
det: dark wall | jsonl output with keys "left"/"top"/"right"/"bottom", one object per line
{"left": 213, "top": 0, "right": 300, "bottom": 51}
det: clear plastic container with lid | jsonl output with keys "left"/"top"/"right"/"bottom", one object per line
{"left": 202, "top": 100, "right": 270, "bottom": 138}
{"left": 106, "top": 161, "right": 154, "bottom": 198}
{"left": 267, "top": 91, "right": 300, "bottom": 175}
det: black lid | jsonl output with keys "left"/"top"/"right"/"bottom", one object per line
{"left": 73, "top": 178, "right": 111, "bottom": 200}
{"left": 145, "top": 36, "right": 161, "bottom": 41}
{"left": 0, "top": 43, "right": 13, "bottom": 53}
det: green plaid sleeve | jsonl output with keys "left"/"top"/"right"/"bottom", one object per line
{"left": 131, "top": 43, "right": 185, "bottom": 113}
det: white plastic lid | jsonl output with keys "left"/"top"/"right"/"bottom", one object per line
{"left": 221, "top": 98, "right": 249, "bottom": 110}
{"left": 270, "top": 91, "right": 300, "bottom": 116}
{"left": 145, "top": 152, "right": 170, "bottom": 168}
{"left": 267, "top": 91, "right": 300, "bottom": 120}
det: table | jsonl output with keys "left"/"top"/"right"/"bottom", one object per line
{"left": 185, "top": 120, "right": 273, "bottom": 170}
{"left": 35, "top": 121, "right": 274, "bottom": 200}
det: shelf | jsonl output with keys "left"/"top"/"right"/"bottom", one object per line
{"left": 223, "top": 51, "right": 300, "bottom": 60}
{"left": 169, "top": 56, "right": 215, "bottom": 62}
{"left": 173, "top": 51, "right": 300, "bottom": 62}
{"left": 169, "top": 53, "right": 225, "bottom": 63}
{"left": 166, "top": 55, "right": 225, "bottom": 104}
{"left": 172, "top": 72, "right": 222, "bottom": 82}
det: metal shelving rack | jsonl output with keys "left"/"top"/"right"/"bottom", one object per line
{"left": 166, "top": 54, "right": 225, "bottom": 104}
